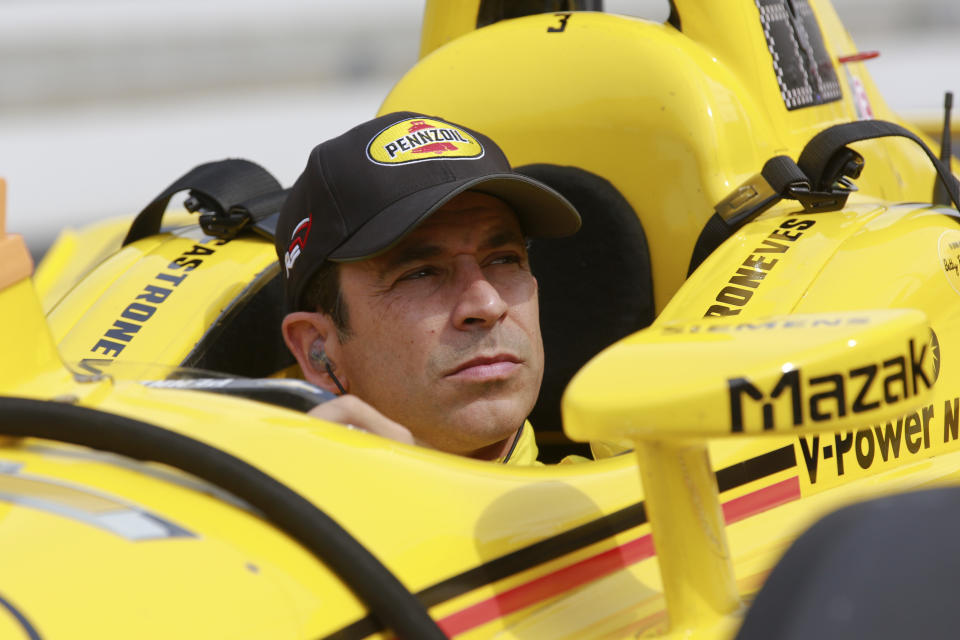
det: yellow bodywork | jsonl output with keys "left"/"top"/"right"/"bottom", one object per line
{"left": 391, "top": 0, "right": 945, "bottom": 314}
{"left": 2, "top": 1, "right": 960, "bottom": 638}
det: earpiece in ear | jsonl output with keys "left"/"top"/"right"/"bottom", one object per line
{"left": 309, "top": 343, "right": 329, "bottom": 365}
{"left": 309, "top": 342, "right": 346, "bottom": 395}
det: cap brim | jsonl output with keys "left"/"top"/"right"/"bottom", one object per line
{"left": 328, "top": 173, "right": 581, "bottom": 261}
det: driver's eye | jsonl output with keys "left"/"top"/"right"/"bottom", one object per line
{"left": 398, "top": 266, "right": 438, "bottom": 282}
{"left": 489, "top": 254, "right": 522, "bottom": 266}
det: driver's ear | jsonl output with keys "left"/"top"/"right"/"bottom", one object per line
{"left": 282, "top": 311, "right": 347, "bottom": 394}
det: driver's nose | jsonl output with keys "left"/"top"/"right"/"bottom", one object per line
{"left": 451, "top": 260, "right": 508, "bottom": 329}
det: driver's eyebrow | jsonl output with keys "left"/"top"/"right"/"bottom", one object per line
{"left": 375, "top": 244, "right": 445, "bottom": 279}
{"left": 480, "top": 227, "right": 525, "bottom": 252}
{"left": 375, "top": 224, "right": 526, "bottom": 280}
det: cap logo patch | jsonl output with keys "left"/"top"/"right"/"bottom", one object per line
{"left": 284, "top": 214, "right": 312, "bottom": 276}
{"left": 366, "top": 118, "right": 484, "bottom": 166}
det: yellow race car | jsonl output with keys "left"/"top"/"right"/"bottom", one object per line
{"left": 1, "top": 0, "right": 958, "bottom": 638}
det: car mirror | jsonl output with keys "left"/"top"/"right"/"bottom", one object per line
{"left": 561, "top": 308, "right": 938, "bottom": 632}
{"left": 563, "top": 309, "right": 937, "bottom": 442}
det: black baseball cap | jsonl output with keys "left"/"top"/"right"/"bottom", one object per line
{"left": 276, "top": 111, "right": 581, "bottom": 311}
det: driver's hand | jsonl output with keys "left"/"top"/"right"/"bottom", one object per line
{"left": 307, "top": 395, "right": 421, "bottom": 446}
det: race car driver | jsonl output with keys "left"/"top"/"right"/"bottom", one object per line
{"left": 276, "top": 111, "right": 581, "bottom": 464}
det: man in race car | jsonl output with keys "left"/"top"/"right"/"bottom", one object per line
{"left": 277, "top": 112, "right": 581, "bottom": 464}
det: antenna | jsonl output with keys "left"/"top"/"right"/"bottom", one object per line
{"left": 941, "top": 91, "right": 953, "bottom": 164}
{"left": 933, "top": 91, "right": 955, "bottom": 206}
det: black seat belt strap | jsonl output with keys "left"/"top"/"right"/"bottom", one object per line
{"left": 798, "top": 120, "right": 960, "bottom": 212}
{"left": 202, "top": 188, "right": 290, "bottom": 241}
{"left": 122, "top": 159, "right": 282, "bottom": 246}
{"left": 689, "top": 119, "right": 960, "bottom": 275}
{"left": 688, "top": 156, "right": 809, "bottom": 274}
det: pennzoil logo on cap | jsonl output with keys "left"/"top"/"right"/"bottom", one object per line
{"left": 366, "top": 117, "right": 484, "bottom": 166}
